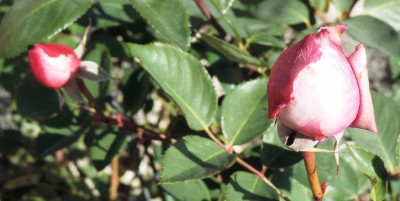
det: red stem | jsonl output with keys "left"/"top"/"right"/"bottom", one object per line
{"left": 194, "top": 0, "right": 226, "bottom": 37}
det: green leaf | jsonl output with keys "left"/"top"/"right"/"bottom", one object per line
{"left": 261, "top": 126, "right": 303, "bottom": 168}
{"left": 0, "top": 0, "right": 93, "bottom": 58}
{"left": 160, "top": 135, "right": 236, "bottom": 183}
{"left": 248, "top": 33, "right": 286, "bottom": 49}
{"left": 269, "top": 167, "right": 312, "bottom": 201}
{"left": 348, "top": 92, "right": 400, "bottom": 171}
{"left": 389, "top": 56, "right": 400, "bottom": 79}
{"left": 84, "top": 0, "right": 138, "bottom": 28}
{"left": 37, "top": 118, "right": 92, "bottom": 158}
{"left": 222, "top": 78, "right": 272, "bottom": 145}
{"left": 397, "top": 135, "right": 400, "bottom": 164}
{"left": 87, "top": 128, "right": 128, "bottom": 170}
{"left": 344, "top": 16, "right": 400, "bottom": 58}
{"left": 226, "top": 171, "right": 279, "bottom": 201}
{"left": 326, "top": 151, "right": 369, "bottom": 200}
{"left": 210, "top": 60, "right": 246, "bottom": 93}
{"left": 309, "top": 0, "right": 329, "bottom": 12}
{"left": 17, "top": 74, "right": 61, "bottom": 121}
{"left": 331, "top": 0, "right": 353, "bottom": 14}
{"left": 210, "top": 0, "right": 235, "bottom": 14}
{"left": 363, "top": 0, "right": 400, "bottom": 31}
{"left": 129, "top": 43, "right": 217, "bottom": 131}
{"left": 130, "top": 0, "right": 190, "bottom": 50}
{"left": 255, "top": 0, "right": 310, "bottom": 26}
{"left": 201, "top": 33, "right": 265, "bottom": 66}
{"left": 346, "top": 144, "right": 388, "bottom": 201}
{"left": 314, "top": 138, "right": 337, "bottom": 182}
{"left": 161, "top": 180, "right": 211, "bottom": 201}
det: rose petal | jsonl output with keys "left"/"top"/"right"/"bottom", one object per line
{"left": 274, "top": 25, "right": 360, "bottom": 139}
{"left": 267, "top": 34, "right": 322, "bottom": 119}
{"left": 28, "top": 44, "right": 80, "bottom": 88}
{"left": 348, "top": 44, "right": 378, "bottom": 132}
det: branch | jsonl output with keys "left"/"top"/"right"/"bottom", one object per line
{"left": 76, "top": 79, "right": 173, "bottom": 144}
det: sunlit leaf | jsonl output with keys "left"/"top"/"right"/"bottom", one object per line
{"left": 347, "top": 143, "right": 388, "bottom": 201}
{"left": 363, "top": 0, "right": 400, "bottom": 31}
{"left": 255, "top": 0, "right": 310, "bottom": 26}
{"left": 222, "top": 78, "right": 272, "bottom": 145}
{"left": 0, "top": 0, "right": 92, "bottom": 58}
{"left": 344, "top": 16, "right": 400, "bottom": 58}
{"left": 129, "top": 43, "right": 217, "bottom": 130}
{"left": 201, "top": 33, "right": 265, "bottom": 66}
{"left": 130, "top": 0, "right": 190, "bottom": 50}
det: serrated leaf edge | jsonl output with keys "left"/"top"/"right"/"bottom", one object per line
{"left": 0, "top": 0, "right": 93, "bottom": 58}
{"left": 129, "top": 42, "right": 218, "bottom": 131}
{"left": 221, "top": 78, "right": 268, "bottom": 145}
{"left": 130, "top": 0, "right": 191, "bottom": 50}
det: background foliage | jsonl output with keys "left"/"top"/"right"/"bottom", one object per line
{"left": 0, "top": 0, "right": 400, "bottom": 200}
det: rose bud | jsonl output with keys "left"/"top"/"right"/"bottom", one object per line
{"left": 267, "top": 24, "right": 377, "bottom": 150}
{"left": 28, "top": 43, "right": 81, "bottom": 89}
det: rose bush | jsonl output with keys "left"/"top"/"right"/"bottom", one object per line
{"left": 0, "top": 0, "right": 399, "bottom": 200}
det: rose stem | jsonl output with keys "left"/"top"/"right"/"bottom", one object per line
{"left": 194, "top": 0, "right": 226, "bottom": 37}
{"left": 204, "top": 128, "right": 289, "bottom": 201}
{"left": 303, "top": 152, "right": 323, "bottom": 201}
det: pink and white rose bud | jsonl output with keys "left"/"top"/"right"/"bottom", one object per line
{"left": 267, "top": 24, "right": 377, "bottom": 149}
{"left": 28, "top": 43, "right": 81, "bottom": 89}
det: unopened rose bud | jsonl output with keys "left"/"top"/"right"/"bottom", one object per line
{"left": 28, "top": 43, "right": 81, "bottom": 89}
{"left": 267, "top": 24, "right": 377, "bottom": 149}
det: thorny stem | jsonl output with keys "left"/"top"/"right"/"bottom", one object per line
{"left": 76, "top": 78, "right": 174, "bottom": 144}
{"left": 194, "top": 0, "right": 226, "bottom": 37}
{"left": 303, "top": 152, "right": 323, "bottom": 201}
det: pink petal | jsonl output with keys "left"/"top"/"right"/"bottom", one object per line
{"left": 267, "top": 25, "right": 348, "bottom": 120}
{"left": 267, "top": 34, "right": 322, "bottom": 119}
{"left": 348, "top": 44, "right": 378, "bottom": 132}
{"left": 269, "top": 24, "right": 360, "bottom": 139}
